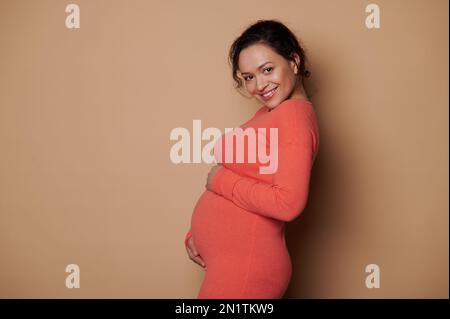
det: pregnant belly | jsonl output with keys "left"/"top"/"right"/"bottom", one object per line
{"left": 190, "top": 190, "right": 287, "bottom": 264}
{"left": 191, "top": 190, "right": 256, "bottom": 261}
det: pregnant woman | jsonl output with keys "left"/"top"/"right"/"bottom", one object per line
{"left": 184, "top": 19, "right": 320, "bottom": 298}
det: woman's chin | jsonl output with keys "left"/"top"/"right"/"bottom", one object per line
{"left": 263, "top": 99, "right": 280, "bottom": 109}
{"left": 255, "top": 94, "right": 282, "bottom": 108}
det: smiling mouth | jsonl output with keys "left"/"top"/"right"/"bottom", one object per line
{"left": 260, "top": 86, "right": 278, "bottom": 99}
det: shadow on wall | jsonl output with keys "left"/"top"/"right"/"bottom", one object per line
{"left": 283, "top": 64, "right": 361, "bottom": 298}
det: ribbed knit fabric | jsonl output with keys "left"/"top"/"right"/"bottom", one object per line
{"left": 185, "top": 99, "right": 319, "bottom": 298}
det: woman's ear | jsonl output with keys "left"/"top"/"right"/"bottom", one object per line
{"left": 290, "top": 53, "right": 301, "bottom": 74}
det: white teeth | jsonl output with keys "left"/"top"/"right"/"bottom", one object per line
{"left": 262, "top": 87, "right": 277, "bottom": 97}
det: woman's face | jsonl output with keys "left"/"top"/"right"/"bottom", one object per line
{"left": 238, "top": 43, "right": 300, "bottom": 109}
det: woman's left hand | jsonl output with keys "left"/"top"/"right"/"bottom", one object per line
{"left": 206, "top": 164, "right": 222, "bottom": 190}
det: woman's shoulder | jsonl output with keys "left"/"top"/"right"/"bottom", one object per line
{"left": 273, "top": 98, "right": 315, "bottom": 124}
{"left": 254, "top": 98, "right": 313, "bottom": 116}
{"left": 277, "top": 98, "right": 314, "bottom": 114}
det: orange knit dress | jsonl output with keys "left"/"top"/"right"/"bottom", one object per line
{"left": 184, "top": 98, "right": 319, "bottom": 298}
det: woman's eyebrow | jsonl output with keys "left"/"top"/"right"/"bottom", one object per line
{"left": 240, "top": 61, "right": 273, "bottom": 75}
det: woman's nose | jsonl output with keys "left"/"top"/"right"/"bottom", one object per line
{"left": 256, "top": 78, "right": 268, "bottom": 93}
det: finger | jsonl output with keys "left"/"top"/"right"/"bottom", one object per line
{"left": 187, "top": 249, "right": 205, "bottom": 267}
{"left": 190, "top": 245, "right": 199, "bottom": 257}
{"left": 186, "top": 246, "right": 194, "bottom": 259}
{"left": 187, "top": 239, "right": 200, "bottom": 256}
{"left": 192, "top": 255, "right": 206, "bottom": 268}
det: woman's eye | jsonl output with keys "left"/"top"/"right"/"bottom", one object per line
{"left": 244, "top": 75, "right": 253, "bottom": 81}
{"left": 264, "top": 67, "right": 273, "bottom": 73}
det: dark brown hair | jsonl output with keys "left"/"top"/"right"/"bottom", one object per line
{"left": 228, "top": 19, "right": 311, "bottom": 92}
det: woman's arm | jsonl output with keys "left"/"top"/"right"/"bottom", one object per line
{"left": 209, "top": 109, "right": 318, "bottom": 222}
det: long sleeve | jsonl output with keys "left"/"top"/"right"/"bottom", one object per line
{"left": 209, "top": 107, "right": 318, "bottom": 222}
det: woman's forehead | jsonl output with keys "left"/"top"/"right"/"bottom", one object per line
{"left": 238, "top": 44, "right": 281, "bottom": 73}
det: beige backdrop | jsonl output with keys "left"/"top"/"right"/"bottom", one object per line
{"left": 0, "top": 0, "right": 448, "bottom": 298}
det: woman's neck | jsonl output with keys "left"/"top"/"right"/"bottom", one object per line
{"left": 288, "top": 83, "right": 309, "bottom": 102}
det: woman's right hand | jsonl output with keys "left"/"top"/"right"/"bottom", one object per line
{"left": 185, "top": 236, "right": 207, "bottom": 269}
